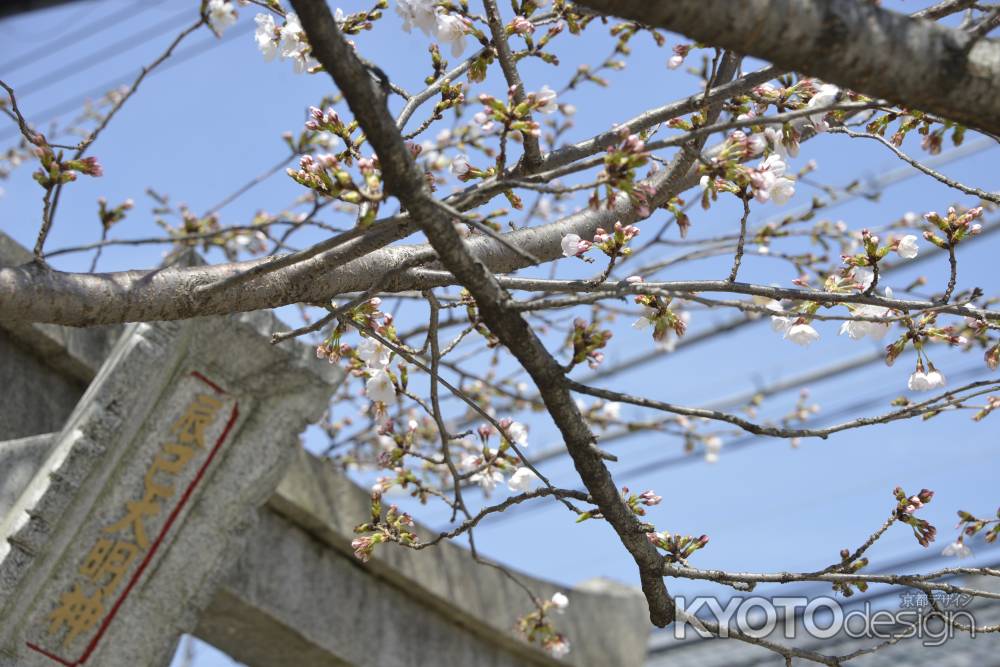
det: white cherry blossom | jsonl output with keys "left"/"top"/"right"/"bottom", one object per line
{"left": 280, "top": 12, "right": 306, "bottom": 58}
{"left": 208, "top": 0, "right": 237, "bottom": 33}
{"left": 365, "top": 368, "right": 397, "bottom": 403}
{"left": 803, "top": 83, "right": 839, "bottom": 131}
{"left": 550, "top": 591, "right": 569, "bottom": 612}
{"left": 839, "top": 288, "right": 892, "bottom": 340}
{"left": 600, "top": 401, "right": 622, "bottom": 420}
{"left": 470, "top": 466, "right": 504, "bottom": 495}
{"left": 751, "top": 154, "right": 795, "bottom": 205}
{"left": 357, "top": 337, "right": 391, "bottom": 369}
{"left": 507, "top": 467, "right": 540, "bottom": 492}
{"left": 254, "top": 13, "right": 279, "bottom": 60}
{"left": 534, "top": 85, "right": 558, "bottom": 114}
{"left": 785, "top": 322, "right": 820, "bottom": 346}
{"left": 450, "top": 154, "right": 471, "bottom": 176}
{"left": 632, "top": 306, "right": 657, "bottom": 331}
{"left": 560, "top": 233, "right": 589, "bottom": 257}
{"left": 505, "top": 421, "right": 529, "bottom": 447}
{"left": 763, "top": 126, "right": 798, "bottom": 159}
{"left": 396, "top": 0, "right": 437, "bottom": 35}
{"left": 767, "top": 300, "right": 793, "bottom": 334}
{"left": 908, "top": 368, "right": 945, "bottom": 392}
{"left": 896, "top": 234, "right": 920, "bottom": 259}
{"left": 547, "top": 637, "right": 570, "bottom": 658}
{"left": 769, "top": 176, "right": 795, "bottom": 205}
{"left": 942, "top": 540, "right": 972, "bottom": 558}
{"left": 704, "top": 436, "right": 722, "bottom": 464}
{"left": 853, "top": 266, "right": 875, "bottom": 291}
{"left": 435, "top": 11, "right": 468, "bottom": 57}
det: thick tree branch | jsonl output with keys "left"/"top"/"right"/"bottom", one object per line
{"left": 574, "top": 0, "right": 1000, "bottom": 136}
{"left": 288, "top": 0, "right": 677, "bottom": 627}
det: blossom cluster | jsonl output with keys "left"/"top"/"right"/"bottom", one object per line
{"left": 255, "top": 11, "right": 320, "bottom": 73}
{"left": 206, "top": 0, "right": 237, "bottom": 34}
{"left": 646, "top": 531, "right": 710, "bottom": 563}
{"left": 396, "top": 0, "right": 471, "bottom": 57}
{"left": 560, "top": 221, "right": 640, "bottom": 262}
{"left": 894, "top": 487, "right": 937, "bottom": 547}
{"left": 31, "top": 146, "right": 102, "bottom": 189}
{"left": 515, "top": 591, "right": 571, "bottom": 659}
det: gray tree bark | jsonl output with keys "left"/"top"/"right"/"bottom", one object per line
{"left": 575, "top": 0, "right": 1000, "bottom": 136}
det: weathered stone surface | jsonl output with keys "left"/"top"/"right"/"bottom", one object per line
{"left": 196, "top": 446, "right": 650, "bottom": 667}
{"left": 0, "top": 434, "right": 54, "bottom": 525}
{"left": 0, "top": 232, "right": 650, "bottom": 667}
{"left": 0, "top": 332, "right": 87, "bottom": 440}
{"left": 0, "top": 312, "right": 343, "bottom": 667}
{"left": 0, "top": 231, "right": 122, "bottom": 440}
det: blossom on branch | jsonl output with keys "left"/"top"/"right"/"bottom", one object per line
{"left": 560, "top": 233, "right": 591, "bottom": 257}
{"left": 508, "top": 467, "right": 540, "bottom": 492}
{"left": 207, "top": 0, "right": 237, "bottom": 34}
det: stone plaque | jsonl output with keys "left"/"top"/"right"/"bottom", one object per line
{"left": 0, "top": 313, "right": 342, "bottom": 666}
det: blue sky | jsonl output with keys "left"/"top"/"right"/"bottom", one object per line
{"left": 1, "top": 2, "right": 998, "bottom": 664}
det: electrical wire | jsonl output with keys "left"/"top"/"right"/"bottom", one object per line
{"left": 12, "top": 5, "right": 195, "bottom": 99}
{"left": 0, "top": 19, "right": 253, "bottom": 143}
{"left": 0, "top": 0, "right": 161, "bottom": 73}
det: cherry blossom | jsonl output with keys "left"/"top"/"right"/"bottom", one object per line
{"left": 704, "top": 436, "right": 722, "bottom": 463}
{"left": 750, "top": 154, "right": 795, "bottom": 205}
{"left": 803, "top": 83, "right": 839, "bottom": 132}
{"left": 435, "top": 11, "right": 469, "bottom": 58}
{"left": 365, "top": 368, "right": 397, "bottom": 403}
{"left": 839, "top": 307, "right": 889, "bottom": 340}
{"left": 839, "top": 288, "right": 892, "bottom": 340}
{"left": 667, "top": 44, "right": 689, "bottom": 69}
{"left": 504, "top": 420, "right": 529, "bottom": 447}
{"left": 638, "top": 490, "right": 663, "bottom": 506}
{"left": 470, "top": 465, "right": 504, "bottom": 495}
{"left": 767, "top": 300, "right": 794, "bottom": 335}
{"left": 747, "top": 132, "right": 767, "bottom": 156}
{"left": 942, "top": 540, "right": 972, "bottom": 558}
{"left": 600, "top": 401, "right": 622, "bottom": 420}
{"left": 785, "top": 322, "right": 820, "bottom": 346}
{"left": 763, "top": 126, "right": 799, "bottom": 159}
{"left": 280, "top": 12, "right": 307, "bottom": 58}
{"left": 357, "top": 337, "right": 391, "bottom": 368}
{"left": 632, "top": 306, "right": 658, "bottom": 331}
{"left": 533, "top": 85, "right": 558, "bottom": 114}
{"left": 255, "top": 11, "right": 320, "bottom": 74}
{"left": 207, "top": 0, "right": 237, "bottom": 34}
{"left": 560, "top": 233, "right": 591, "bottom": 257}
{"left": 507, "top": 467, "right": 540, "bottom": 492}
{"left": 450, "top": 154, "right": 471, "bottom": 177}
{"left": 896, "top": 234, "right": 920, "bottom": 259}
{"left": 908, "top": 366, "right": 946, "bottom": 392}
{"left": 545, "top": 636, "right": 570, "bottom": 659}
{"left": 396, "top": 0, "right": 437, "bottom": 35}
{"left": 853, "top": 266, "right": 875, "bottom": 291}
{"left": 510, "top": 16, "right": 534, "bottom": 35}
{"left": 12, "top": 8, "right": 1000, "bottom": 662}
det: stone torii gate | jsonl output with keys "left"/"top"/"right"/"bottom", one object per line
{"left": 0, "top": 232, "right": 649, "bottom": 667}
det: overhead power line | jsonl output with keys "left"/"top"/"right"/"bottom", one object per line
{"left": 471, "top": 362, "right": 993, "bottom": 526}
{"left": 0, "top": 1, "right": 160, "bottom": 74}
{"left": 13, "top": 6, "right": 195, "bottom": 99}
{"left": 0, "top": 19, "right": 253, "bottom": 144}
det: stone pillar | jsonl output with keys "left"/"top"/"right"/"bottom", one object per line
{"left": 0, "top": 312, "right": 343, "bottom": 667}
